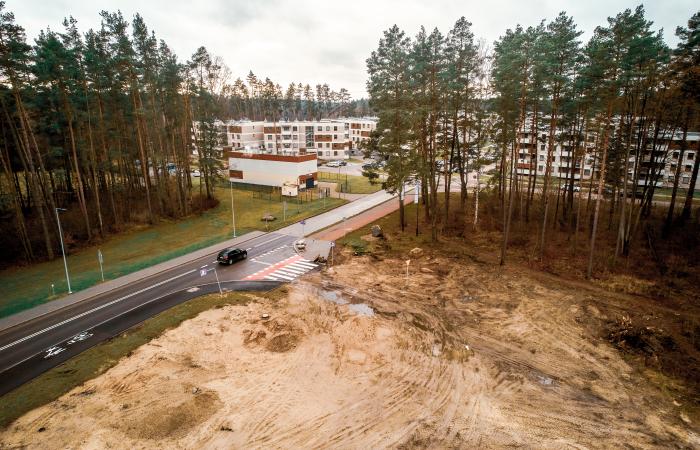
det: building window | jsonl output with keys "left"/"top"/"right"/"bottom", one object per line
{"left": 317, "top": 151, "right": 322, "bottom": 156}
{"left": 334, "top": 126, "right": 338, "bottom": 131}
{"left": 325, "top": 151, "right": 330, "bottom": 156}
{"left": 334, "top": 151, "right": 338, "bottom": 156}
{"left": 539, "top": 155, "right": 544, "bottom": 161}
{"left": 688, "top": 152, "right": 695, "bottom": 160}
{"left": 333, "top": 134, "right": 337, "bottom": 139}
{"left": 538, "top": 165, "right": 544, "bottom": 171}
{"left": 292, "top": 126, "right": 298, "bottom": 132}
{"left": 673, "top": 151, "right": 679, "bottom": 159}
{"left": 325, "top": 126, "right": 330, "bottom": 131}
{"left": 317, "top": 143, "right": 322, "bottom": 148}
{"left": 540, "top": 144, "right": 545, "bottom": 150}
{"left": 267, "top": 135, "right": 272, "bottom": 140}
{"left": 267, "top": 143, "right": 272, "bottom": 149}
{"left": 668, "top": 175, "right": 675, "bottom": 182}
{"left": 682, "top": 176, "right": 690, "bottom": 184}
{"left": 685, "top": 165, "right": 692, "bottom": 172}
{"left": 584, "top": 169, "right": 591, "bottom": 176}
{"left": 317, "top": 126, "right": 322, "bottom": 131}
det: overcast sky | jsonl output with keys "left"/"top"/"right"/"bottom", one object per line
{"left": 6, "top": 0, "right": 698, "bottom": 98}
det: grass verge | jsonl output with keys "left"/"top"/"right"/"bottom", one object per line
{"left": 0, "top": 287, "right": 287, "bottom": 429}
{"left": 318, "top": 171, "right": 382, "bottom": 194}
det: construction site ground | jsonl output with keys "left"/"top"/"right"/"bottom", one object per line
{"left": 1, "top": 215, "right": 699, "bottom": 448}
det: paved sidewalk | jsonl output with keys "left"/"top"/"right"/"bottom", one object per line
{"left": 276, "top": 188, "right": 406, "bottom": 238}
{"left": 311, "top": 195, "right": 414, "bottom": 242}
{"left": 0, "top": 231, "right": 265, "bottom": 333}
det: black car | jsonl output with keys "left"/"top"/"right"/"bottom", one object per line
{"left": 338, "top": 160, "right": 348, "bottom": 166}
{"left": 217, "top": 247, "right": 247, "bottom": 265}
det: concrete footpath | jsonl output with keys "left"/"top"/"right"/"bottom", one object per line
{"left": 0, "top": 232, "right": 265, "bottom": 333}
{"left": 275, "top": 189, "right": 404, "bottom": 237}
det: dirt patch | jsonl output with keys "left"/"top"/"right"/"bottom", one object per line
{"left": 265, "top": 332, "right": 300, "bottom": 352}
{"left": 1, "top": 255, "right": 699, "bottom": 448}
{"left": 119, "top": 390, "right": 222, "bottom": 440}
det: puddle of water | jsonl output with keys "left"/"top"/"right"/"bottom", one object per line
{"left": 537, "top": 375, "right": 554, "bottom": 386}
{"left": 320, "top": 290, "right": 348, "bottom": 305}
{"left": 312, "top": 285, "right": 374, "bottom": 316}
{"left": 348, "top": 303, "right": 374, "bottom": 317}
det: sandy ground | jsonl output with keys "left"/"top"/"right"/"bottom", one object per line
{"left": 1, "top": 250, "right": 698, "bottom": 448}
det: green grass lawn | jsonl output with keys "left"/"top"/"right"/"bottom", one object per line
{"left": 0, "top": 187, "right": 345, "bottom": 318}
{"left": 318, "top": 171, "right": 383, "bottom": 194}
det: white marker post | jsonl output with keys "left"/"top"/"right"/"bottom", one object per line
{"left": 300, "top": 219, "right": 306, "bottom": 237}
{"left": 330, "top": 241, "right": 335, "bottom": 266}
{"left": 213, "top": 268, "right": 223, "bottom": 297}
{"left": 200, "top": 265, "right": 222, "bottom": 297}
{"left": 283, "top": 200, "right": 287, "bottom": 222}
{"left": 97, "top": 249, "right": 104, "bottom": 282}
{"left": 405, "top": 259, "right": 411, "bottom": 283}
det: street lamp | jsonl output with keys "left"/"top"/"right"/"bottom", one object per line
{"left": 230, "top": 180, "right": 237, "bottom": 237}
{"left": 55, "top": 207, "right": 72, "bottom": 294}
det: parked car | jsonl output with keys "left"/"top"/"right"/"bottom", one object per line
{"left": 362, "top": 162, "right": 379, "bottom": 171}
{"left": 217, "top": 247, "right": 247, "bottom": 265}
{"left": 191, "top": 169, "right": 201, "bottom": 177}
{"left": 325, "top": 160, "right": 342, "bottom": 168}
{"left": 561, "top": 184, "right": 581, "bottom": 192}
{"left": 338, "top": 160, "right": 348, "bottom": 166}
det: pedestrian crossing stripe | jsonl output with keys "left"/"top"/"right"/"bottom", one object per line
{"left": 244, "top": 255, "right": 318, "bottom": 281}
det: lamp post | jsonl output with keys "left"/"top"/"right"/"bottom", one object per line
{"left": 55, "top": 207, "right": 72, "bottom": 294}
{"left": 230, "top": 180, "right": 237, "bottom": 237}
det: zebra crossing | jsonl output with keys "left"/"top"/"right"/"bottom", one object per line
{"left": 244, "top": 255, "right": 318, "bottom": 282}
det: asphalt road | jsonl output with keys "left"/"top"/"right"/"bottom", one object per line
{"left": 0, "top": 231, "right": 309, "bottom": 396}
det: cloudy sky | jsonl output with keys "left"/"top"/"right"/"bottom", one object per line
{"left": 6, "top": 0, "right": 698, "bottom": 98}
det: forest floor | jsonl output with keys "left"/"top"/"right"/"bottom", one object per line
{"left": 0, "top": 187, "right": 345, "bottom": 318}
{"left": 1, "top": 205, "right": 698, "bottom": 448}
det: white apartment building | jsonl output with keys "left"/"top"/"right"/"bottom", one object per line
{"left": 263, "top": 120, "right": 350, "bottom": 160}
{"left": 225, "top": 121, "right": 265, "bottom": 150}
{"left": 514, "top": 120, "right": 700, "bottom": 191}
{"left": 515, "top": 125, "right": 598, "bottom": 181}
{"left": 342, "top": 117, "right": 378, "bottom": 156}
{"left": 219, "top": 118, "right": 378, "bottom": 161}
{"left": 634, "top": 131, "right": 699, "bottom": 190}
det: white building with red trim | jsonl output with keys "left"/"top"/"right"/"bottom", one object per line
{"left": 227, "top": 148, "right": 317, "bottom": 189}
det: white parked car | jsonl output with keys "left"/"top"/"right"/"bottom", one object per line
{"left": 191, "top": 169, "right": 201, "bottom": 177}
{"left": 325, "top": 160, "right": 342, "bottom": 168}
